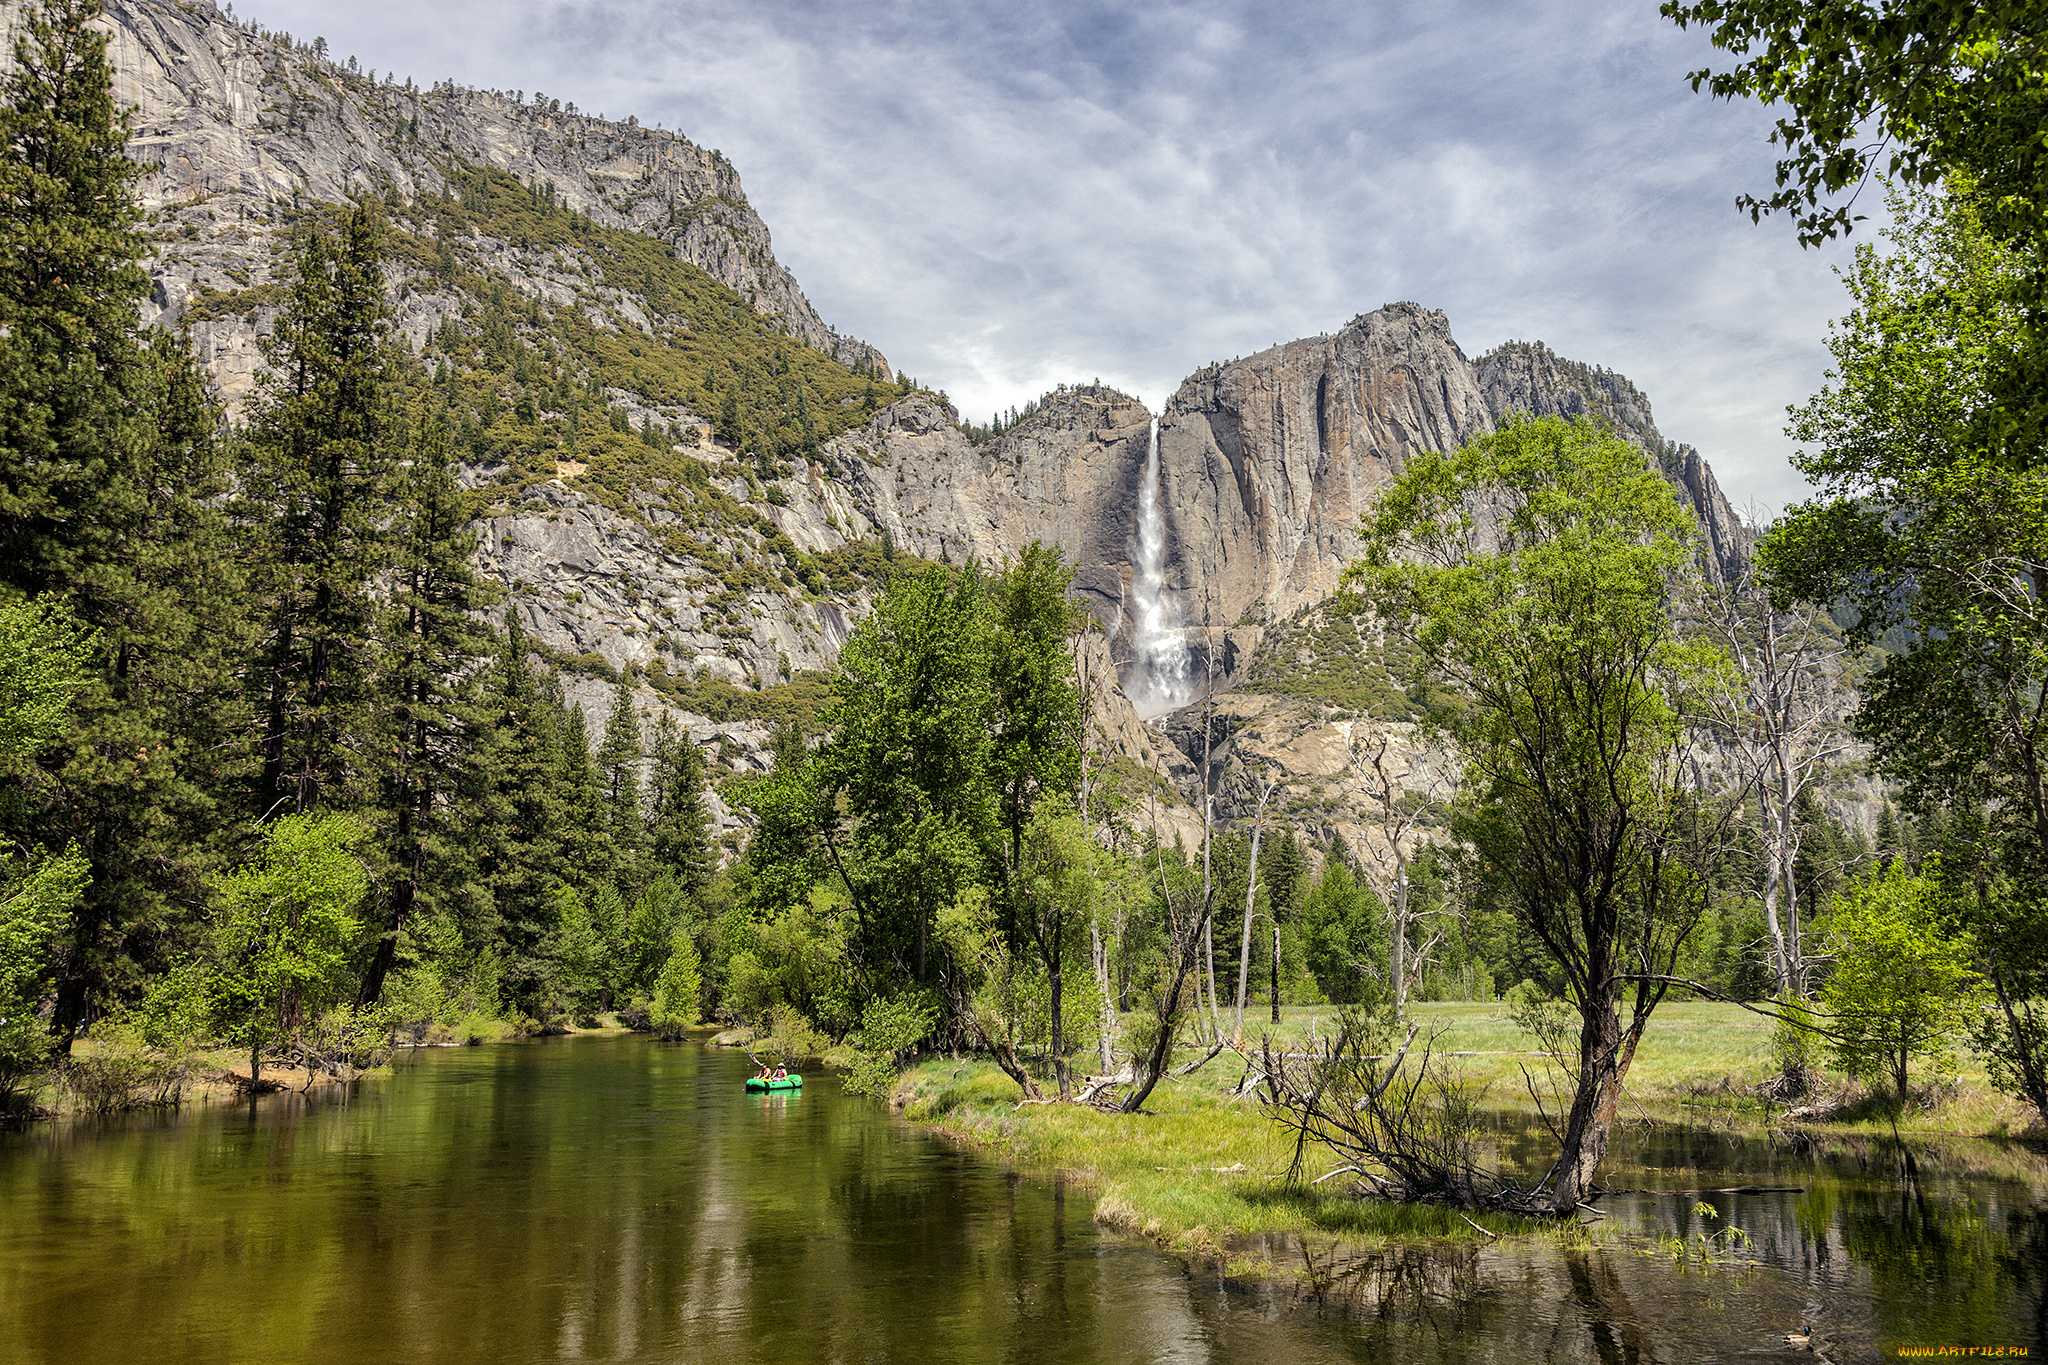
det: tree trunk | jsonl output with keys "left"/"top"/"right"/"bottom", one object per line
{"left": 1390, "top": 866, "right": 1408, "bottom": 1024}
{"left": 1202, "top": 917, "right": 1219, "bottom": 1044}
{"left": 1988, "top": 955, "right": 2048, "bottom": 1127}
{"left": 1049, "top": 933, "right": 1069, "bottom": 1099}
{"left": 1233, "top": 777, "right": 1275, "bottom": 1044}
{"left": 1548, "top": 993, "right": 1642, "bottom": 1213}
{"left": 1270, "top": 920, "right": 1281, "bottom": 1026}
{"left": 1092, "top": 919, "right": 1115, "bottom": 1074}
{"left": 1119, "top": 956, "right": 1194, "bottom": 1114}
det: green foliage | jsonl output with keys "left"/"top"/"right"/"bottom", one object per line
{"left": 596, "top": 673, "right": 648, "bottom": 889}
{"left": 1, "top": 0, "right": 248, "bottom": 1043}
{"left": 0, "top": 843, "right": 86, "bottom": 1098}
{"left": 809, "top": 562, "right": 1000, "bottom": 990}
{"left": 240, "top": 202, "right": 400, "bottom": 817}
{"left": 648, "top": 927, "right": 701, "bottom": 1037}
{"left": 1661, "top": 0, "right": 2048, "bottom": 246}
{"left": 1761, "top": 185, "right": 2048, "bottom": 1127}
{"left": 646, "top": 666, "right": 833, "bottom": 730}
{"left": 207, "top": 813, "right": 372, "bottom": 1082}
{"left": 1295, "top": 854, "right": 1385, "bottom": 1004}
{"left": 1350, "top": 414, "right": 1727, "bottom": 1012}
{"left": 1820, "top": 859, "right": 1981, "bottom": 1098}
{"left": 1242, "top": 609, "right": 1430, "bottom": 718}
{"left": 731, "top": 548, "right": 1091, "bottom": 1095}
{"left": 385, "top": 161, "right": 888, "bottom": 499}
{"left": 361, "top": 414, "right": 501, "bottom": 1006}
{"left": 1351, "top": 412, "right": 1734, "bottom": 1209}
{"left": 542, "top": 884, "right": 603, "bottom": 1025}
{"left": 843, "top": 989, "right": 938, "bottom": 1098}
{"left": 0, "top": 598, "right": 94, "bottom": 776}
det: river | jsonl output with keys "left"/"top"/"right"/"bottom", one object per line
{"left": 2, "top": 1036, "right": 2042, "bottom": 1362}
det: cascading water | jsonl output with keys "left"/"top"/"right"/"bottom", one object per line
{"left": 1123, "top": 417, "right": 1194, "bottom": 719}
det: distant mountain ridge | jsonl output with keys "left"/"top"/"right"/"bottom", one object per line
{"left": 6, "top": 0, "right": 891, "bottom": 386}
{"left": 19, "top": 0, "right": 1768, "bottom": 848}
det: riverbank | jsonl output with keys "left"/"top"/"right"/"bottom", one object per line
{"left": 1220, "top": 1001, "right": 2042, "bottom": 1137}
{"left": 6, "top": 1014, "right": 650, "bottom": 1122}
{"left": 890, "top": 1056, "right": 1543, "bottom": 1275}
{"left": 888, "top": 1000, "right": 2046, "bottom": 1277}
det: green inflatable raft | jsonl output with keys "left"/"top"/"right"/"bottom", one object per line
{"left": 745, "top": 1074, "right": 802, "bottom": 1092}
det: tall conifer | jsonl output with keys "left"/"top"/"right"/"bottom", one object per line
{"left": 358, "top": 414, "right": 499, "bottom": 1004}
{"left": 474, "top": 615, "right": 564, "bottom": 1012}
{"left": 646, "top": 712, "right": 714, "bottom": 899}
{"left": 595, "top": 672, "right": 646, "bottom": 892}
{"left": 0, "top": 0, "right": 248, "bottom": 1039}
{"left": 241, "top": 205, "right": 396, "bottom": 819}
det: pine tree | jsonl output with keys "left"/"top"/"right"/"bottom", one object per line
{"left": 0, "top": 0, "right": 148, "bottom": 589}
{"left": 240, "top": 204, "right": 397, "bottom": 819}
{"left": 358, "top": 414, "right": 500, "bottom": 1005}
{"left": 1, "top": 1, "right": 252, "bottom": 1040}
{"left": 473, "top": 615, "right": 564, "bottom": 1014}
{"left": 553, "top": 695, "right": 609, "bottom": 891}
{"left": 595, "top": 671, "right": 647, "bottom": 893}
{"left": 646, "top": 712, "right": 714, "bottom": 898}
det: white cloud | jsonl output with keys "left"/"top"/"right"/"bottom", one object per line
{"left": 242, "top": 0, "right": 1864, "bottom": 515}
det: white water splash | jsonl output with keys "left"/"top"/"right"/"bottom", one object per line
{"left": 1123, "top": 417, "right": 1194, "bottom": 719}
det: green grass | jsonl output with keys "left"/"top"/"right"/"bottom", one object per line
{"left": 892, "top": 1050, "right": 1542, "bottom": 1270}
{"left": 888, "top": 1000, "right": 2041, "bottom": 1278}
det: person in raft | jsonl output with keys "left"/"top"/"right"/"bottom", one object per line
{"left": 772, "top": 1065, "right": 789, "bottom": 1080}
{"left": 756, "top": 1062, "right": 772, "bottom": 1080}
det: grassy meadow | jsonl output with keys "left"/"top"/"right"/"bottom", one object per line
{"left": 888, "top": 1000, "right": 2042, "bottom": 1271}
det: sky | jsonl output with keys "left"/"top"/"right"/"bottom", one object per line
{"left": 238, "top": 0, "right": 1873, "bottom": 517}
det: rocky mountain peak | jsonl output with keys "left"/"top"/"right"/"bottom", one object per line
{"left": 1017, "top": 384, "right": 1151, "bottom": 436}
{"left": 24, "top": 0, "right": 889, "bottom": 379}
{"left": 1474, "top": 339, "right": 1753, "bottom": 584}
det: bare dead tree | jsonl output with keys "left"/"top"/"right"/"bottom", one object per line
{"left": 1351, "top": 727, "right": 1459, "bottom": 1023}
{"left": 1697, "top": 577, "right": 1853, "bottom": 999}
{"left": 1073, "top": 638, "right": 1119, "bottom": 1075}
{"left": 1103, "top": 810, "right": 1218, "bottom": 1111}
{"left": 1198, "top": 694, "right": 1221, "bottom": 1046}
{"left": 1260, "top": 1009, "right": 1538, "bottom": 1211}
{"left": 1232, "top": 769, "right": 1280, "bottom": 1044}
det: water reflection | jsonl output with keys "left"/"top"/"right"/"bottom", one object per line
{"left": 0, "top": 1039, "right": 2041, "bottom": 1364}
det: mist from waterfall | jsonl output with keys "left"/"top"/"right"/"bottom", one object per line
{"left": 1123, "top": 418, "right": 1194, "bottom": 719}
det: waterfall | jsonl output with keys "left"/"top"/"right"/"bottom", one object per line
{"left": 1124, "top": 417, "right": 1194, "bottom": 719}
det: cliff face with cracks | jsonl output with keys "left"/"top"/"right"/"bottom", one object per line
{"left": 50, "top": 0, "right": 1781, "bottom": 849}
{"left": 3, "top": 0, "right": 890, "bottom": 396}
{"left": 1139, "top": 306, "right": 1756, "bottom": 657}
{"left": 1152, "top": 303, "right": 1497, "bottom": 638}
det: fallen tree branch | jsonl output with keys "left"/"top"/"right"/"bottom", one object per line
{"left": 1609, "top": 975, "right": 1850, "bottom": 1041}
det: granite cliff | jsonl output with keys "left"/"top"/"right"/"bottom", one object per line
{"left": 30, "top": 0, "right": 890, "bottom": 408}
{"left": 38, "top": 0, "right": 1815, "bottom": 852}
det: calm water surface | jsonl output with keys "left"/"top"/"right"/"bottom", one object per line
{"left": 1, "top": 1037, "right": 2042, "bottom": 1362}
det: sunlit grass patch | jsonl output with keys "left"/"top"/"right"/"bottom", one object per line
{"left": 890, "top": 1056, "right": 1531, "bottom": 1269}
{"left": 889, "top": 999, "right": 2039, "bottom": 1279}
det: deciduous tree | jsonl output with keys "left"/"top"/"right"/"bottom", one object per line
{"left": 1821, "top": 859, "right": 1981, "bottom": 1098}
{"left": 1762, "top": 186, "right": 2048, "bottom": 1126}
{"left": 1352, "top": 413, "right": 1735, "bottom": 1214}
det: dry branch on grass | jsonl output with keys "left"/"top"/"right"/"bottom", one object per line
{"left": 1259, "top": 1008, "right": 1551, "bottom": 1214}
